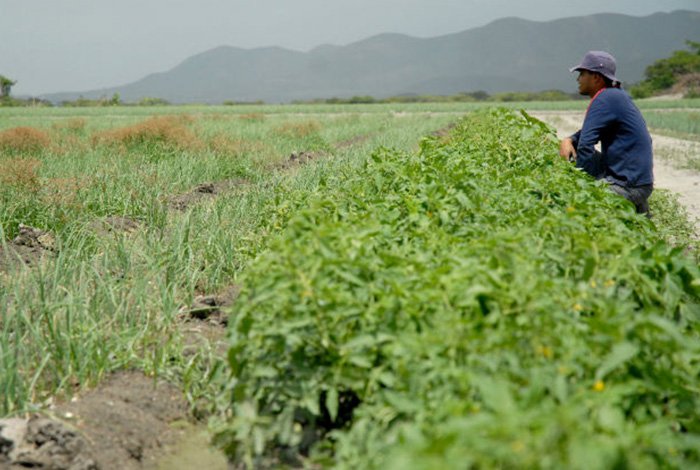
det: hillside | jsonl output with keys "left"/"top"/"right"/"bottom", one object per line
{"left": 44, "top": 10, "right": 700, "bottom": 104}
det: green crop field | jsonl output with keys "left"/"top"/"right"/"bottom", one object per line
{"left": 1, "top": 102, "right": 699, "bottom": 468}
{"left": 643, "top": 110, "right": 700, "bottom": 140}
{"left": 0, "top": 104, "right": 460, "bottom": 414}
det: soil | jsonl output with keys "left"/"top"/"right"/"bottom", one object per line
{"left": 180, "top": 284, "right": 240, "bottom": 327}
{"left": 0, "top": 371, "right": 192, "bottom": 469}
{"left": 1, "top": 226, "right": 238, "bottom": 469}
{"left": 168, "top": 179, "right": 248, "bottom": 211}
{"left": 179, "top": 284, "right": 239, "bottom": 357}
{"left": 529, "top": 110, "right": 700, "bottom": 233}
{"left": 334, "top": 134, "right": 372, "bottom": 149}
{"left": 0, "top": 224, "right": 55, "bottom": 273}
{"left": 274, "top": 151, "right": 325, "bottom": 171}
{"left": 431, "top": 123, "right": 458, "bottom": 138}
{"left": 0, "top": 145, "right": 343, "bottom": 468}
{"left": 88, "top": 217, "right": 141, "bottom": 237}
{"left": 276, "top": 138, "right": 371, "bottom": 171}
{"left": 0, "top": 285, "right": 237, "bottom": 470}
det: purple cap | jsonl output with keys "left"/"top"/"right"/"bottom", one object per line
{"left": 570, "top": 51, "right": 618, "bottom": 82}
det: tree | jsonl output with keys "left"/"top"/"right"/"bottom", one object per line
{"left": 631, "top": 41, "right": 700, "bottom": 98}
{"left": 0, "top": 75, "right": 17, "bottom": 98}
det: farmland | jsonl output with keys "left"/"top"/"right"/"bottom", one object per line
{"left": 1, "top": 102, "right": 700, "bottom": 468}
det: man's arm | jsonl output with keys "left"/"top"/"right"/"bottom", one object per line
{"left": 559, "top": 136, "right": 577, "bottom": 160}
{"left": 559, "top": 130, "right": 580, "bottom": 161}
{"left": 575, "top": 96, "right": 615, "bottom": 177}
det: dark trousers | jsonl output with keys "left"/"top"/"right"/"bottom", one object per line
{"left": 587, "top": 151, "right": 653, "bottom": 215}
{"left": 609, "top": 183, "right": 653, "bottom": 215}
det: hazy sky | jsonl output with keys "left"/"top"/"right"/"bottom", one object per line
{"left": 1, "top": 0, "right": 699, "bottom": 95}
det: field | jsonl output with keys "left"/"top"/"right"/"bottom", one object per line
{"left": 1, "top": 102, "right": 699, "bottom": 468}
{"left": 643, "top": 110, "right": 700, "bottom": 138}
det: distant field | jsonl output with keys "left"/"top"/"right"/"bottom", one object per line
{"left": 2, "top": 96, "right": 697, "bottom": 125}
{"left": 643, "top": 110, "right": 700, "bottom": 139}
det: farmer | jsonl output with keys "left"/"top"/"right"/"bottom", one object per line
{"left": 559, "top": 51, "right": 654, "bottom": 215}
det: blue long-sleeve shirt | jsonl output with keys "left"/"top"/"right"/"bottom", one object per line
{"left": 570, "top": 88, "right": 653, "bottom": 187}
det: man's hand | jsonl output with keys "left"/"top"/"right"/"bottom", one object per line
{"left": 559, "top": 138, "right": 577, "bottom": 162}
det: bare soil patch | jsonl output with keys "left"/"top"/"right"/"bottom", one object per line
{"left": 274, "top": 151, "right": 325, "bottom": 171}
{"left": 274, "top": 134, "right": 377, "bottom": 172}
{"left": 1, "top": 371, "right": 190, "bottom": 469}
{"left": 1, "top": 417, "right": 98, "bottom": 469}
{"left": 89, "top": 216, "right": 141, "bottom": 237}
{"left": 180, "top": 284, "right": 239, "bottom": 327}
{"left": 0, "top": 224, "right": 55, "bottom": 273}
{"left": 334, "top": 134, "right": 372, "bottom": 149}
{"left": 179, "top": 284, "right": 239, "bottom": 360}
{"left": 430, "top": 123, "right": 458, "bottom": 138}
{"left": 168, "top": 179, "right": 248, "bottom": 211}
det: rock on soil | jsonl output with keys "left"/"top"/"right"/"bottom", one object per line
{"left": 1, "top": 417, "right": 98, "bottom": 469}
{"left": 179, "top": 285, "right": 239, "bottom": 358}
{"left": 430, "top": 123, "right": 458, "bottom": 138}
{"left": 0, "top": 224, "right": 55, "bottom": 273}
{"left": 275, "top": 151, "right": 324, "bottom": 171}
{"left": 168, "top": 180, "right": 248, "bottom": 211}
{"left": 0, "top": 371, "right": 191, "bottom": 470}
{"left": 334, "top": 134, "right": 372, "bottom": 149}
{"left": 181, "top": 285, "right": 240, "bottom": 326}
{"left": 89, "top": 217, "right": 141, "bottom": 237}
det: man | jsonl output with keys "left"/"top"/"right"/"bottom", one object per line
{"left": 559, "top": 51, "right": 654, "bottom": 215}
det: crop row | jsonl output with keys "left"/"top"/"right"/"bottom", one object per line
{"left": 217, "top": 109, "right": 700, "bottom": 468}
{"left": 0, "top": 108, "right": 457, "bottom": 416}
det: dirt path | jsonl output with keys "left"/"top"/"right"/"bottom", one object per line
{"left": 529, "top": 110, "right": 700, "bottom": 233}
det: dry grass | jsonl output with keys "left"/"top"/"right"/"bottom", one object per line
{"left": 0, "top": 158, "right": 42, "bottom": 193}
{"left": 239, "top": 113, "right": 265, "bottom": 122}
{"left": 671, "top": 73, "right": 700, "bottom": 97}
{"left": 52, "top": 118, "right": 87, "bottom": 134}
{"left": 205, "top": 113, "right": 234, "bottom": 122}
{"left": 0, "top": 127, "right": 51, "bottom": 155}
{"left": 42, "top": 176, "right": 91, "bottom": 207}
{"left": 50, "top": 134, "right": 91, "bottom": 157}
{"left": 274, "top": 120, "right": 321, "bottom": 138}
{"left": 91, "top": 115, "right": 202, "bottom": 151}
{"left": 207, "top": 134, "right": 269, "bottom": 157}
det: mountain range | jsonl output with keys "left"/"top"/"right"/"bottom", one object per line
{"left": 44, "top": 10, "right": 700, "bottom": 104}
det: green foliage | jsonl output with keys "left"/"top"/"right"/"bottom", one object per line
{"left": 137, "top": 97, "right": 170, "bottom": 106}
{"left": 631, "top": 41, "right": 700, "bottom": 98}
{"left": 296, "top": 90, "right": 581, "bottom": 105}
{"left": 0, "top": 102, "right": 460, "bottom": 417}
{"left": 648, "top": 189, "right": 700, "bottom": 259}
{"left": 60, "top": 96, "right": 106, "bottom": 107}
{"left": 492, "top": 90, "right": 575, "bottom": 102}
{"left": 60, "top": 94, "right": 125, "bottom": 107}
{"left": 216, "top": 108, "right": 700, "bottom": 467}
{"left": 222, "top": 100, "right": 266, "bottom": 106}
{"left": 643, "top": 110, "right": 700, "bottom": 140}
{"left": 0, "top": 75, "right": 17, "bottom": 98}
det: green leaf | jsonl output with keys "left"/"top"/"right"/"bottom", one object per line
{"left": 474, "top": 376, "right": 515, "bottom": 414}
{"left": 326, "top": 388, "right": 339, "bottom": 422}
{"left": 595, "top": 342, "right": 639, "bottom": 381}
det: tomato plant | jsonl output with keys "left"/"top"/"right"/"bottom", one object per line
{"left": 217, "top": 109, "right": 700, "bottom": 468}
